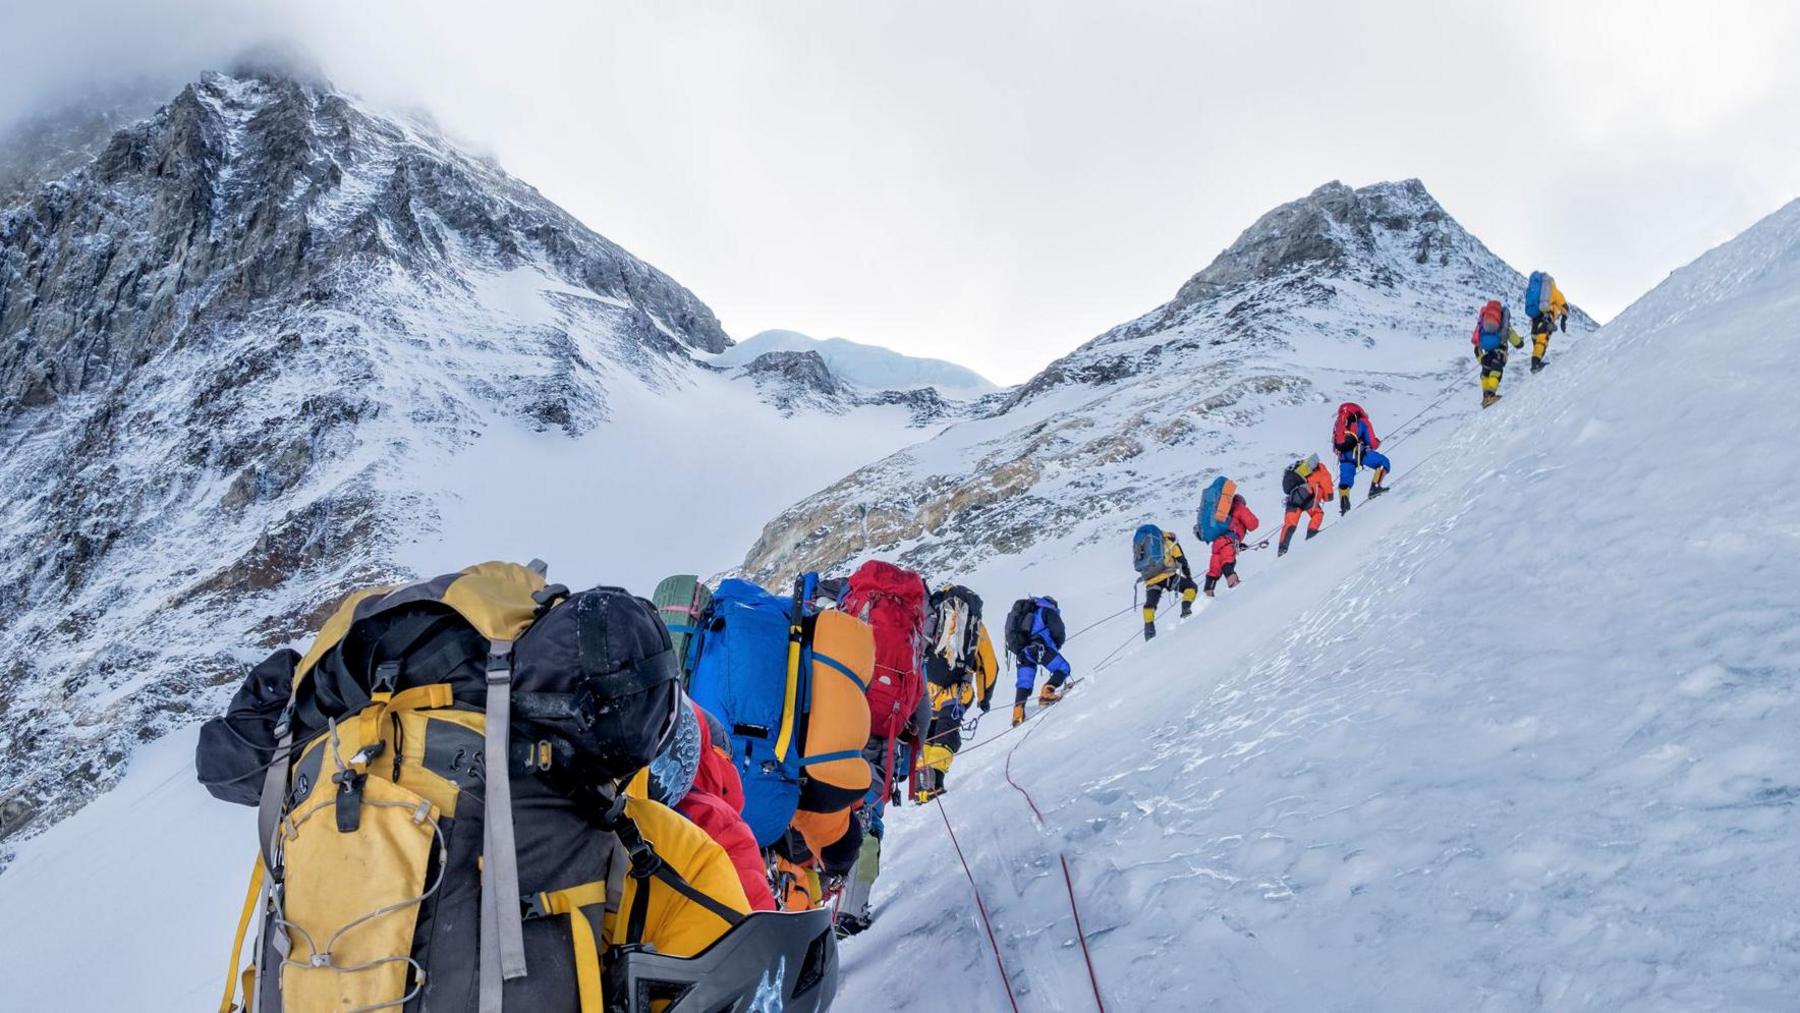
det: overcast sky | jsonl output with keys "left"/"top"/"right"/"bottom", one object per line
{"left": 5, "top": 1, "right": 1798, "bottom": 383}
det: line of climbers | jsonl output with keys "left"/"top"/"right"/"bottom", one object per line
{"left": 1473, "top": 269, "right": 1569, "bottom": 407}
{"left": 195, "top": 556, "right": 1075, "bottom": 1012}
{"left": 1130, "top": 400, "right": 1391, "bottom": 639}
{"left": 1125, "top": 269, "right": 1575, "bottom": 635}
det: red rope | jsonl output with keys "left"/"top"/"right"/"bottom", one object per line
{"left": 1060, "top": 854, "right": 1108, "bottom": 1012}
{"left": 1003, "top": 718, "right": 1048, "bottom": 824}
{"left": 1002, "top": 706, "right": 1109, "bottom": 1012}
{"left": 936, "top": 798, "right": 1022, "bottom": 1013}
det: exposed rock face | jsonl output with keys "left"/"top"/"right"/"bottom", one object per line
{"left": 728, "top": 347, "right": 993, "bottom": 425}
{"left": 738, "top": 349, "right": 844, "bottom": 411}
{"left": 0, "top": 70, "right": 728, "bottom": 412}
{"left": 0, "top": 67, "right": 737, "bottom": 851}
{"left": 740, "top": 180, "right": 1597, "bottom": 586}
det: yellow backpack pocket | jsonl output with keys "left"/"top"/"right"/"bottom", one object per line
{"left": 277, "top": 733, "right": 445, "bottom": 1011}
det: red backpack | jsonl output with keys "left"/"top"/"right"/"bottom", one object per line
{"left": 1479, "top": 299, "right": 1505, "bottom": 335}
{"left": 1333, "top": 401, "right": 1380, "bottom": 450}
{"left": 841, "top": 560, "right": 928, "bottom": 742}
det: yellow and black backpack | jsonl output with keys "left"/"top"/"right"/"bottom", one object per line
{"left": 197, "top": 561, "right": 751, "bottom": 1012}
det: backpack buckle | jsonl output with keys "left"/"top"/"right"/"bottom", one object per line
{"left": 371, "top": 661, "right": 400, "bottom": 695}
{"left": 333, "top": 770, "right": 367, "bottom": 833}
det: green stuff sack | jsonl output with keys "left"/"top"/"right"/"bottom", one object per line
{"left": 654, "top": 574, "right": 713, "bottom": 684}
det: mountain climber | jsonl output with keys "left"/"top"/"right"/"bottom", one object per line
{"left": 1525, "top": 270, "right": 1569, "bottom": 372}
{"left": 1135, "top": 527, "right": 1197, "bottom": 641}
{"left": 1004, "top": 595, "right": 1071, "bottom": 725}
{"left": 919, "top": 586, "right": 998, "bottom": 801}
{"left": 835, "top": 562, "right": 932, "bottom": 938}
{"left": 1204, "top": 492, "right": 1260, "bottom": 595}
{"left": 196, "top": 566, "right": 837, "bottom": 1012}
{"left": 1278, "top": 454, "right": 1335, "bottom": 555}
{"left": 1333, "top": 402, "right": 1390, "bottom": 509}
{"left": 1471, "top": 299, "right": 1525, "bottom": 407}
{"left": 649, "top": 695, "right": 780, "bottom": 911}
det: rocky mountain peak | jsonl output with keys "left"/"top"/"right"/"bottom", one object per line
{"left": 1, "top": 64, "right": 729, "bottom": 412}
{"left": 1172, "top": 178, "right": 1458, "bottom": 305}
{"left": 0, "top": 65, "right": 759, "bottom": 850}
{"left": 739, "top": 178, "right": 1594, "bottom": 588}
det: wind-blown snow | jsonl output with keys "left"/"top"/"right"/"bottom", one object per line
{"left": 715, "top": 329, "right": 1000, "bottom": 396}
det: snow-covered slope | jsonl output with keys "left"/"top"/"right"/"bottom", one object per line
{"left": 0, "top": 66, "right": 940, "bottom": 851}
{"left": 717, "top": 328, "right": 1000, "bottom": 396}
{"left": 739, "top": 179, "right": 1596, "bottom": 586}
{"left": 0, "top": 183, "right": 1788, "bottom": 1008}
{"left": 831, "top": 198, "right": 1800, "bottom": 1009}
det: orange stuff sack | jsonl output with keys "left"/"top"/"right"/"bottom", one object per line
{"left": 791, "top": 608, "right": 873, "bottom": 858}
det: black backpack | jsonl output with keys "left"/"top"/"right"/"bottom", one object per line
{"left": 930, "top": 584, "right": 985, "bottom": 663}
{"left": 1004, "top": 598, "right": 1036, "bottom": 656}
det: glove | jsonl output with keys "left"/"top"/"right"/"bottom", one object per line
{"left": 978, "top": 698, "right": 991, "bottom": 713}
{"left": 1559, "top": 315, "right": 1567, "bottom": 333}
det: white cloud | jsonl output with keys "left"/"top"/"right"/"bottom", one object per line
{"left": 4, "top": 0, "right": 1796, "bottom": 382}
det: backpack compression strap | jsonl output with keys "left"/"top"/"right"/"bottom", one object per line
{"left": 479, "top": 637, "right": 530, "bottom": 1012}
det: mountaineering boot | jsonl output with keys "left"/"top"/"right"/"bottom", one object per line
{"left": 1225, "top": 572, "right": 1241, "bottom": 589}
{"left": 1339, "top": 492, "right": 1351, "bottom": 516}
{"left": 1305, "top": 527, "right": 1318, "bottom": 540}
{"left": 1012, "top": 703, "right": 1026, "bottom": 727}
{"left": 1530, "top": 357, "right": 1545, "bottom": 373}
{"left": 1143, "top": 620, "right": 1157, "bottom": 641}
{"left": 1277, "top": 543, "right": 1288, "bottom": 557}
{"left": 1039, "top": 684, "right": 1062, "bottom": 705}
{"left": 1368, "top": 483, "right": 1388, "bottom": 499}
{"left": 1482, "top": 393, "right": 1501, "bottom": 408}
{"left": 836, "top": 913, "right": 872, "bottom": 939}
{"left": 1179, "top": 601, "right": 1193, "bottom": 619}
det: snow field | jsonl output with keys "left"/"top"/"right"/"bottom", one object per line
{"left": 834, "top": 205, "right": 1800, "bottom": 1009}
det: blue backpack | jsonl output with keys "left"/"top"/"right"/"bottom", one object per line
{"left": 1196, "top": 476, "right": 1236, "bottom": 542}
{"left": 1131, "top": 523, "right": 1166, "bottom": 577}
{"left": 687, "top": 578, "right": 805, "bottom": 846}
{"left": 1525, "top": 271, "right": 1552, "bottom": 318}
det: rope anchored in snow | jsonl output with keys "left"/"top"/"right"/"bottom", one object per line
{"left": 998, "top": 682, "right": 1109, "bottom": 1012}
{"left": 935, "top": 798, "right": 1022, "bottom": 1013}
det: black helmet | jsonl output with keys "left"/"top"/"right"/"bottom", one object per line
{"left": 605, "top": 909, "right": 839, "bottom": 1012}
{"left": 512, "top": 587, "right": 682, "bottom": 800}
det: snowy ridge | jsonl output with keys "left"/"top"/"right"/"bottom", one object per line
{"left": 740, "top": 180, "right": 1596, "bottom": 587}
{"left": 716, "top": 329, "right": 1000, "bottom": 396}
{"left": 831, "top": 195, "right": 1800, "bottom": 1009}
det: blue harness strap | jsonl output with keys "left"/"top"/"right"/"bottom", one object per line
{"left": 800, "top": 749, "right": 865, "bottom": 767}
{"left": 812, "top": 650, "right": 867, "bottom": 690}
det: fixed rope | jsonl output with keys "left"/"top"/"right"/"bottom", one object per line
{"left": 1061, "top": 855, "right": 1108, "bottom": 1013}
{"left": 998, "top": 680, "right": 1109, "bottom": 1012}
{"left": 1380, "top": 363, "right": 1478, "bottom": 446}
{"left": 1062, "top": 605, "right": 1137, "bottom": 644}
{"left": 936, "top": 798, "right": 1022, "bottom": 1013}
{"left": 1093, "top": 601, "right": 1171, "bottom": 673}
